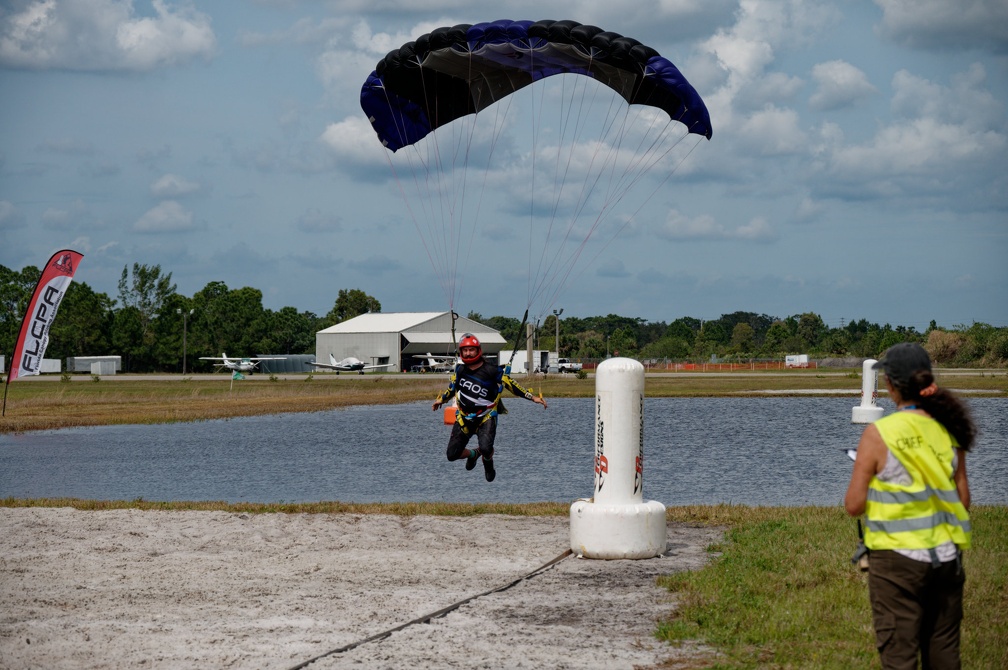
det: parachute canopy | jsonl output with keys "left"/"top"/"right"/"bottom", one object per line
{"left": 361, "top": 19, "right": 712, "bottom": 152}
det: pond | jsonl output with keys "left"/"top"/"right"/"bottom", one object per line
{"left": 1, "top": 397, "right": 1004, "bottom": 506}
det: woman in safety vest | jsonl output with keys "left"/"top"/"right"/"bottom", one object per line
{"left": 845, "top": 342, "right": 976, "bottom": 669}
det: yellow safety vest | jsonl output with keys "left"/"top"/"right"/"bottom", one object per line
{"left": 864, "top": 412, "right": 971, "bottom": 551}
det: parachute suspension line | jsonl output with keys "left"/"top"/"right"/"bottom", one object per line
{"left": 452, "top": 55, "right": 515, "bottom": 314}
{"left": 378, "top": 84, "right": 456, "bottom": 313}
{"left": 526, "top": 76, "right": 629, "bottom": 313}
{"left": 546, "top": 131, "right": 706, "bottom": 309}
{"left": 526, "top": 67, "right": 609, "bottom": 314}
{"left": 530, "top": 69, "right": 600, "bottom": 309}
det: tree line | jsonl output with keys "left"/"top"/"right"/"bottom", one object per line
{"left": 2, "top": 262, "right": 1005, "bottom": 373}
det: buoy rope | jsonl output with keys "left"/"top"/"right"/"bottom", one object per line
{"left": 287, "top": 548, "right": 573, "bottom": 669}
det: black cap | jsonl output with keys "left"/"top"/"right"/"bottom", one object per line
{"left": 871, "top": 342, "right": 932, "bottom": 385}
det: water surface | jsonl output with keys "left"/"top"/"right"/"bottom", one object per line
{"left": 2, "top": 398, "right": 1004, "bottom": 506}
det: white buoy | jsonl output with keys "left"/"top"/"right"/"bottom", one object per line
{"left": 852, "top": 358, "right": 884, "bottom": 424}
{"left": 569, "top": 358, "right": 666, "bottom": 559}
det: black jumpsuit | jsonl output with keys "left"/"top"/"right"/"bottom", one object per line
{"left": 436, "top": 359, "right": 537, "bottom": 462}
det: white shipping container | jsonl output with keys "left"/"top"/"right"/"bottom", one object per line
{"left": 785, "top": 354, "right": 809, "bottom": 368}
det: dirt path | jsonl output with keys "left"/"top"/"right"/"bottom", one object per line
{"left": 1, "top": 508, "right": 721, "bottom": 669}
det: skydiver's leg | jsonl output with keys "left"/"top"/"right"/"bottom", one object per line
{"left": 446, "top": 422, "right": 476, "bottom": 462}
{"left": 476, "top": 417, "right": 497, "bottom": 482}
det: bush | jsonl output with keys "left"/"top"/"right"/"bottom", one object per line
{"left": 925, "top": 330, "right": 964, "bottom": 364}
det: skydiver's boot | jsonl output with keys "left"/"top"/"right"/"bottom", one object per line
{"left": 482, "top": 455, "right": 496, "bottom": 482}
{"left": 465, "top": 447, "right": 480, "bottom": 471}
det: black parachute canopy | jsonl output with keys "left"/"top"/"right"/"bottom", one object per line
{"left": 360, "top": 19, "right": 713, "bottom": 152}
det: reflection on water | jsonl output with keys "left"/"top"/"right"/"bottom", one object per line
{"left": 1, "top": 398, "right": 1004, "bottom": 506}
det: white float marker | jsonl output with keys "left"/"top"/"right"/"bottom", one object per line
{"left": 570, "top": 358, "right": 666, "bottom": 559}
{"left": 852, "top": 358, "right": 884, "bottom": 424}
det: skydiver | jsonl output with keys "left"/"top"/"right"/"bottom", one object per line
{"left": 432, "top": 333, "right": 548, "bottom": 482}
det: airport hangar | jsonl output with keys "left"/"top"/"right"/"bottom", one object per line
{"left": 315, "top": 312, "right": 507, "bottom": 372}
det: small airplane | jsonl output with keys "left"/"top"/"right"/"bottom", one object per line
{"left": 421, "top": 352, "right": 459, "bottom": 373}
{"left": 306, "top": 353, "right": 395, "bottom": 375}
{"left": 199, "top": 353, "right": 286, "bottom": 374}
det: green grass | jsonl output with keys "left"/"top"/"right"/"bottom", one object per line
{"left": 659, "top": 505, "right": 1008, "bottom": 669}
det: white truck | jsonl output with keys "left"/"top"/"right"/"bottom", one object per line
{"left": 556, "top": 358, "right": 583, "bottom": 373}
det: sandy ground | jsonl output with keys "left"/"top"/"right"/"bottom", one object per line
{"left": 0, "top": 508, "right": 722, "bottom": 670}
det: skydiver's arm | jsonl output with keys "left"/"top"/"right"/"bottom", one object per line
{"left": 432, "top": 372, "right": 459, "bottom": 410}
{"left": 502, "top": 375, "right": 548, "bottom": 408}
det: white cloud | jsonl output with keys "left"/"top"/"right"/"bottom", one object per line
{"left": 0, "top": 0, "right": 216, "bottom": 71}
{"left": 737, "top": 105, "right": 807, "bottom": 155}
{"left": 37, "top": 138, "right": 96, "bottom": 155}
{"left": 829, "top": 117, "right": 1005, "bottom": 177}
{"left": 795, "top": 196, "right": 825, "bottom": 222}
{"left": 891, "top": 65, "right": 1004, "bottom": 131}
{"left": 874, "top": 0, "right": 1008, "bottom": 51}
{"left": 319, "top": 115, "right": 397, "bottom": 170}
{"left": 150, "top": 173, "right": 201, "bottom": 198}
{"left": 656, "top": 209, "right": 777, "bottom": 242}
{"left": 346, "top": 255, "right": 401, "bottom": 274}
{"left": 809, "top": 60, "right": 876, "bottom": 111}
{"left": 596, "top": 259, "right": 631, "bottom": 278}
{"left": 133, "top": 200, "right": 196, "bottom": 233}
{"left": 41, "top": 200, "right": 91, "bottom": 229}
{"left": 295, "top": 208, "right": 342, "bottom": 233}
{"left": 0, "top": 200, "right": 26, "bottom": 229}
{"left": 819, "top": 65, "right": 1007, "bottom": 190}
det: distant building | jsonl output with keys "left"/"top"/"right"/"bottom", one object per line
{"left": 315, "top": 312, "right": 506, "bottom": 372}
{"left": 67, "top": 356, "right": 122, "bottom": 373}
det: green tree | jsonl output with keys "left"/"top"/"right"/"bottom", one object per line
{"left": 666, "top": 317, "right": 699, "bottom": 344}
{"left": 796, "top": 312, "right": 827, "bottom": 350}
{"left": 324, "top": 288, "right": 381, "bottom": 326}
{"left": 608, "top": 327, "right": 637, "bottom": 357}
{"left": 266, "top": 306, "right": 317, "bottom": 355}
{"left": 190, "top": 283, "right": 270, "bottom": 363}
{"left": 48, "top": 282, "right": 114, "bottom": 361}
{"left": 761, "top": 320, "right": 792, "bottom": 356}
{"left": 640, "top": 336, "right": 692, "bottom": 360}
{"left": 0, "top": 263, "right": 41, "bottom": 359}
{"left": 116, "top": 263, "right": 177, "bottom": 370}
{"left": 731, "top": 322, "right": 755, "bottom": 354}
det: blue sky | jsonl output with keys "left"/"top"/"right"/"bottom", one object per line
{"left": 1, "top": 0, "right": 1006, "bottom": 332}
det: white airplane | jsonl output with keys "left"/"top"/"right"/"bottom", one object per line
{"left": 306, "top": 353, "right": 395, "bottom": 375}
{"left": 422, "top": 352, "right": 459, "bottom": 373}
{"left": 199, "top": 353, "right": 286, "bottom": 374}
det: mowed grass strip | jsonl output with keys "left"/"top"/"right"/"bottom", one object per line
{"left": 659, "top": 504, "right": 1008, "bottom": 669}
{"left": 3, "top": 369, "right": 1004, "bottom": 433}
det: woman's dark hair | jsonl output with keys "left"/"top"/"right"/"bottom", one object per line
{"left": 895, "top": 369, "right": 977, "bottom": 451}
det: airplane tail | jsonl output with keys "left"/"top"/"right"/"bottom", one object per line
{"left": 330, "top": 353, "right": 338, "bottom": 366}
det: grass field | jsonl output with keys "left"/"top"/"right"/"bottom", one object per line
{"left": 2, "top": 367, "right": 1004, "bottom": 433}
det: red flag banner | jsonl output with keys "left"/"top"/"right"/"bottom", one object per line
{"left": 6, "top": 249, "right": 84, "bottom": 384}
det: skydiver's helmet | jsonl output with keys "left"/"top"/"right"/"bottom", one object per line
{"left": 458, "top": 333, "right": 483, "bottom": 364}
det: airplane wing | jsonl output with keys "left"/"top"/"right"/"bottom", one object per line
{"left": 305, "top": 360, "right": 342, "bottom": 370}
{"left": 198, "top": 356, "right": 286, "bottom": 361}
{"left": 362, "top": 363, "right": 395, "bottom": 370}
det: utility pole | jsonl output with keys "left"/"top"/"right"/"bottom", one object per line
{"left": 178, "top": 308, "right": 193, "bottom": 374}
{"left": 526, "top": 321, "right": 535, "bottom": 378}
{"left": 552, "top": 308, "right": 563, "bottom": 359}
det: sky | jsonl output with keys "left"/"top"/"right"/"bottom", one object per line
{"left": 1, "top": 0, "right": 1006, "bottom": 333}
